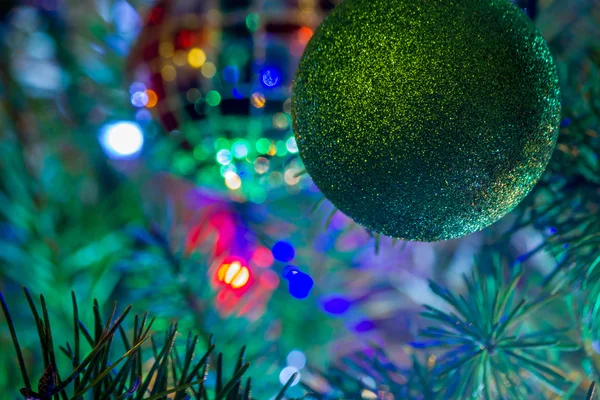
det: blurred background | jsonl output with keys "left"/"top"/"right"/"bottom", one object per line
{"left": 0, "top": 0, "right": 599, "bottom": 398}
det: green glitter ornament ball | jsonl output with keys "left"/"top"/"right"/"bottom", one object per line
{"left": 292, "top": 0, "right": 560, "bottom": 241}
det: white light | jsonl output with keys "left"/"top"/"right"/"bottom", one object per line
{"left": 217, "top": 149, "right": 233, "bottom": 165}
{"left": 286, "top": 350, "right": 306, "bottom": 370}
{"left": 131, "top": 91, "right": 148, "bottom": 107}
{"left": 99, "top": 121, "right": 144, "bottom": 159}
{"left": 279, "top": 366, "right": 300, "bottom": 386}
{"left": 286, "top": 137, "right": 298, "bottom": 153}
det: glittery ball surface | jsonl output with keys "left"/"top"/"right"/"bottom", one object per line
{"left": 292, "top": 0, "right": 560, "bottom": 241}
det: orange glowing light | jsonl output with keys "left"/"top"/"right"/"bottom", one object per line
{"left": 217, "top": 261, "right": 250, "bottom": 289}
{"left": 297, "top": 27, "right": 313, "bottom": 43}
{"left": 251, "top": 92, "right": 266, "bottom": 108}
{"left": 145, "top": 90, "right": 158, "bottom": 108}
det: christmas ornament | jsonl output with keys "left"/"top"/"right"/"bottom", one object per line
{"left": 292, "top": 0, "right": 561, "bottom": 241}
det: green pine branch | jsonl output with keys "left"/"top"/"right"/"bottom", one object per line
{"left": 0, "top": 287, "right": 298, "bottom": 400}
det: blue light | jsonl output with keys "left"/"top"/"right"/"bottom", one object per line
{"left": 285, "top": 269, "right": 313, "bottom": 300}
{"left": 232, "top": 88, "right": 244, "bottom": 99}
{"left": 261, "top": 67, "right": 281, "bottom": 88}
{"left": 99, "top": 121, "right": 144, "bottom": 159}
{"left": 354, "top": 320, "right": 375, "bottom": 333}
{"left": 322, "top": 296, "right": 350, "bottom": 315}
{"left": 222, "top": 66, "right": 240, "bottom": 84}
{"left": 272, "top": 241, "right": 295, "bottom": 262}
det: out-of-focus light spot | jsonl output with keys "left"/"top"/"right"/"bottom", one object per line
{"left": 285, "top": 269, "right": 313, "bottom": 299}
{"left": 159, "top": 41, "right": 174, "bottom": 58}
{"left": 354, "top": 320, "right": 375, "bottom": 333}
{"left": 188, "top": 48, "right": 206, "bottom": 68}
{"left": 177, "top": 29, "right": 193, "bottom": 48}
{"left": 131, "top": 91, "right": 148, "bottom": 107}
{"left": 225, "top": 171, "right": 242, "bottom": 190}
{"left": 220, "top": 164, "right": 236, "bottom": 177}
{"left": 161, "top": 65, "right": 177, "bottom": 81}
{"left": 279, "top": 366, "right": 300, "bottom": 386}
{"left": 548, "top": 227, "right": 557, "bottom": 235}
{"left": 268, "top": 171, "right": 283, "bottom": 186}
{"left": 272, "top": 241, "right": 295, "bottom": 262}
{"left": 217, "top": 149, "right": 233, "bottom": 165}
{"left": 267, "top": 143, "right": 277, "bottom": 156}
{"left": 287, "top": 350, "right": 306, "bottom": 369}
{"left": 361, "top": 390, "right": 377, "bottom": 400}
{"left": 145, "top": 89, "right": 158, "bottom": 108}
{"left": 284, "top": 169, "right": 300, "bottom": 186}
{"left": 252, "top": 246, "right": 274, "bottom": 268}
{"left": 251, "top": 92, "right": 266, "bottom": 108}
{"left": 286, "top": 137, "right": 298, "bottom": 153}
{"left": 232, "top": 140, "right": 249, "bottom": 159}
{"left": 206, "top": 90, "right": 221, "bottom": 106}
{"left": 261, "top": 68, "right": 281, "bottom": 88}
{"left": 273, "top": 113, "right": 289, "bottom": 130}
{"left": 135, "top": 109, "right": 152, "bottom": 122}
{"left": 26, "top": 32, "right": 55, "bottom": 60}
{"left": 232, "top": 88, "right": 244, "bottom": 99}
{"left": 193, "top": 146, "right": 208, "bottom": 161}
{"left": 129, "top": 82, "right": 145, "bottom": 94}
{"left": 361, "top": 376, "right": 376, "bottom": 389}
{"left": 202, "top": 62, "right": 217, "bottom": 78}
{"left": 256, "top": 138, "right": 271, "bottom": 155}
{"left": 322, "top": 296, "right": 350, "bottom": 315}
{"left": 250, "top": 188, "right": 267, "bottom": 204}
{"left": 276, "top": 142, "right": 288, "bottom": 158}
{"left": 217, "top": 261, "right": 250, "bottom": 289}
{"left": 173, "top": 50, "right": 187, "bottom": 66}
{"left": 99, "top": 121, "right": 144, "bottom": 159}
{"left": 245, "top": 13, "right": 260, "bottom": 31}
{"left": 297, "top": 27, "right": 313, "bottom": 44}
{"left": 283, "top": 98, "right": 292, "bottom": 114}
{"left": 254, "top": 157, "right": 270, "bottom": 174}
{"left": 149, "top": 6, "right": 164, "bottom": 25}
{"left": 260, "top": 270, "right": 280, "bottom": 289}
{"left": 186, "top": 88, "right": 202, "bottom": 103}
{"left": 222, "top": 65, "right": 240, "bottom": 84}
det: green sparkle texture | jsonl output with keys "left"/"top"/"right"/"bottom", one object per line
{"left": 292, "top": 0, "right": 561, "bottom": 241}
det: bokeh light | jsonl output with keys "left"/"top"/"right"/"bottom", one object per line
{"left": 322, "top": 296, "right": 350, "bottom": 315}
{"left": 272, "top": 241, "right": 295, "bottom": 262}
{"left": 261, "top": 67, "right": 281, "bottom": 88}
{"left": 188, "top": 48, "right": 206, "bottom": 68}
{"left": 279, "top": 366, "right": 300, "bottom": 386}
{"left": 217, "top": 261, "right": 250, "bottom": 289}
{"left": 145, "top": 89, "right": 158, "bottom": 108}
{"left": 99, "top": 121, "right": 144, "bottom": 160}
{"left": 251, "top": 92, "right": 266, "bottom": 108}
{"left": 286, "top": 350, "right": 307, "bottom": 369}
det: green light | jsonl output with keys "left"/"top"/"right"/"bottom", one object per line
{"left": 256, "top": 138, "right": 271, "bottom": 154}
{"left": 193, "top": 146, "right": 208, "bottom": 160}
{"left": 232, "top": 140, "right": 249, "bottom": 159}
{"left": 276, "top": 140, "right": 288, "bottom": 157}
{"left": 245, "top": 13, "right": 260, "bottom": 31}
{"left": 214, "top": 138, "right": 229, "bottom": 151}
{"left": 250, "top": 188, "right": 267, "bottom": 204}
{"left": 206, "top": 90, "right": 221, "bottom": 107}
{"left": 174, "top": 153, "right": 196, "bottom": 175}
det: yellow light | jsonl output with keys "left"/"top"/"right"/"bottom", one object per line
{"left": 273, "top": 112, "right": 289, "bottom": 130}
{"left": 224, "top": 261, "right": 241, "bottom": 284}
{"left": 217, "top": 261, "right": 250, "bottom": 289}
{"left": 251, "top": 92, "right": 266, "bottom": 108}
{"left": 201, "top": 62, "right": 216, "bottom": 78}
{"left": 188, "top": 48, "right": 206, "bottom": 68}
{"left": 225, "top": 171, "right": 242, "bottom": 190}
{"left": 159, "top": 42, "right": 174, "bottom": 58}
{"left": 231, "top": 267, "right": 250, "bottom": 289}
{"left": 173, "top": 50, "right": 187, "bottom": 66}
{"left": 161, "top": 65, "right": 177, "bottom": 81}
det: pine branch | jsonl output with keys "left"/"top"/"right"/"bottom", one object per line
{"left": 0, "top": 287, "right": 296, "bottom": 400}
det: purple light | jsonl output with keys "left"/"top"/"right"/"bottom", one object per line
{"left": 354, "top": 320, "right": 375, "bottom": 333}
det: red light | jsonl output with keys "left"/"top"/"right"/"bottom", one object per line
{"left": 252, "top": 246, "right": 274, "bottom": 268}
{"left": 148, "top": 6, "right": 164, "bottom": 25}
